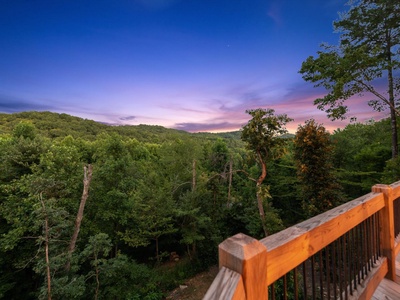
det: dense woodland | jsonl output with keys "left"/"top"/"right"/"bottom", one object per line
{"left": 0, "top": 110, "right": 399, "bottom": 299}
{"left": 1, "top": 2, "right": 399, "bottom": 297}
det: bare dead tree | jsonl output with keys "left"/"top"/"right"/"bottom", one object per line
{"left": 66, "top": 164, "right": 93, "bottom": 271}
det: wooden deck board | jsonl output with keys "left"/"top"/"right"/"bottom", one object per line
{"left": 372, "top": 253, "right": 400, "bottom": 299}
{"left": 372, "top": 278, "right": 400, "bottom": 299}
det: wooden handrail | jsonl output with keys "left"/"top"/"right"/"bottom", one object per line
{"left": 204, "top": 182, "right": 400, "bottom": 299}
{"left": 203, "top": 267, "right": 246, "bottom": 299}
{"left": 262, "top": 191, "right": 384, "bottom": 285}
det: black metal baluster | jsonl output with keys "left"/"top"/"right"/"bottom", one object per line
{"left": 311, "top": 256, "right": 316, "bottom": 300}
{"left": 294, "top": 267, "right": 299, "bottom": 300}
{"left": 343, "top": 234, "right": 348, "bottom": 300}
{"left": 303, "top": 261, "right": 308, "bottom": 300}
{"left": 348, "top": 230, "right": 354, "bottom": 296}
{"left": 366, "top": 219, "right": 371, "bottom": 272}
{"left": 271, "top": 282, "right": 275, "bottom": 300}
{"left": 333, "top": 240, "right": 338, "bottom": 300}
{"left": 363, "top": 220, "right": 368, "bottom": 277}
{"left": 371, "top": 213, "right": 376, "bottom": 265}
{"left": 338, "top": 236, "right": 343, "bottom": 300}
{"left": 319, "top": 250, "right": 323, "bottom": 300}
{"left": 358, "top": 222, "right": 364, "bottom": 281}
{"left": 327, "top": 243, "right": 331, "bottom": 299}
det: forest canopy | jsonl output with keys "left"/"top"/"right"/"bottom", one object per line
{"left": 0, "top": 111, "right": 398, "bottom": 299}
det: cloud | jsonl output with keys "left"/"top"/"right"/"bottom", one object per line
{"left": 0, "top": 95, "right": 56, "bottom": 113}
{"left": 159, "top": 102, "right": 210, "bottom": 115}
{"left": 174, "top": 121, "right": 242, "bottom": 133}
{"left": 162, "top": 83, "right": 293, "bottom": 133}
{"left": 213, "top": 84, "right": 284, "bottom": 115}
{"left": 169, "top": 80, "right": 385, "bottom": 134}
{"left": 159, "top": 79, "right": 384, "bottom": 134}
{"left": 119, "top": 116, "right": 136, "bottom": 121}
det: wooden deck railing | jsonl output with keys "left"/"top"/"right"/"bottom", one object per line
{"left": 204, "top": 182, "right": 400, "bottom": 299}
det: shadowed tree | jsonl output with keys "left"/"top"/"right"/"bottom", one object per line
{"left": 294, "top": 119, "right": 344, "bottom": 217}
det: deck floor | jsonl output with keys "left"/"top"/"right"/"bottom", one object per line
{"left": 371, "top": 254, "right": 400, "bottom": 299}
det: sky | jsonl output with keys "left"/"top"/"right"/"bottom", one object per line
{"left": 0, "top": 0, "right": 386, "bottom": 133}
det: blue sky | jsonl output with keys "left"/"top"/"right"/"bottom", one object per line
{"left": 0, "top": 0, "right": 384, "bottom": 133}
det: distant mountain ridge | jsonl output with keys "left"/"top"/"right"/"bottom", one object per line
{"left": 0, "top": 111, "right": 242, "bottom": 143}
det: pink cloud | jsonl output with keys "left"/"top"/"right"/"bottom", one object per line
{"left": 169, "top": 82, "right": 389, "bottom": 134}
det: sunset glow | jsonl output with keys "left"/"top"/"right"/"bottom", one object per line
{"left": 0, "top": 0, "right": 389, "bottom": 133}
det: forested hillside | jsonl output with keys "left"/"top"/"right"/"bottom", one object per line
{"left": 0, "top": 111, "right": 398, "bottom": 299}
{"left": 0, "top": 111, "right": 193, "bottom": 142}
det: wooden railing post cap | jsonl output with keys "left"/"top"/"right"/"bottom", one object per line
{"left": 218, "top": 233, "right": 268, "bottom": 299}
{"left": 372, "top": 184, "right": 392, "bottom": 194}
{"left": 218, "top": 233, "right": 267, "bottom": 272}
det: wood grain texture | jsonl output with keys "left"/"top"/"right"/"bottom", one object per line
{"left": 372, "top": 278, "right": 400, "bottom": 300}
{"left": 218, "top": 233, "right": 268, "bottom": 299}
{"left": 389, "top": 181, "right": 400, "bottom": 199}
{"left": 202, "top": 266, "right": 246, "bottom": 300}
{"left": 374, "top": 185, "right": 397, "bottom": 283}
{"left": 372, "top": 251, "right": 400, "bottom": 299}
{"left": 204, "top": 181, "right": 400, "bottom": 299}
{"left": 261, "top": 192, "right": 385, "bottom": 285}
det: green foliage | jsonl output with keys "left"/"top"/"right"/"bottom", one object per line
{"left": 264, "top": 141, "right": 300, "bottom": 223}
{"left": 300, "top": 0, "right": 400, "bottom": 119}
{"left": 122, "top": 181, "right": 178, "bottom": 261}
{"left": 300, "top": 0, "right": 400, "bottom": 157}
{"left": 0, "top": 111, "right": 197, "bottom": 143}
{"left": 83, "top": 252, "right": 163, "bottom": 300}
{"left": 13, "top": 121, "right": 36, "bottom": 140}
{"left": 203, "top": 138, "right": 229, "bottom": 173}
{"left": 294, "top": 120, "right": 344, "bottom": 217}
{"left": 381, "top": 157, "right": 400, "bottom": 184}
{"left": 241, "top": 108, "right": 293, "bottom": 161}
{"left": 175, "top": 190, "right": 211, "bottom": 258}
{"left": 1, "top": 111, "right": 399, "bottom": 298}
{"left": 0, "top": 128, "right": 50, "bottom": 181}
{"left": 331, "top": 119, "right": 392, "bottom": 197}
{"left": 241, "top": 108, "right": 292, "bottom": 236}
{"left": 269, "top": 270, "right": 304, "bottom": 300}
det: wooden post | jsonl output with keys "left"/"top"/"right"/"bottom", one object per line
{"left": 372, "top": 184, "right": 397, "bottom": 282}
{"left": 218, "top": 233, "right": 268, "bottom": 299}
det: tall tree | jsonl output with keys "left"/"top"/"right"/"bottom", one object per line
{"left": 241, "top": 108, "right": 292, "bottom": 236}
{"left": 294, "top": 119, "right": 344, "bottom": 217}
{"left": 299, "top": 0, "right": 400, "bottom": 158}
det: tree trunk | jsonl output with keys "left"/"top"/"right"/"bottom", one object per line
{"left": 191, "top": 242, "right": 196, "bottom": 258}
{"left": 192, "top": 159, "right": 196, "bottom": 191}
{"left": 66, "top": 164, "right": 93, "bottom": 271}
{"left": 94, "top": 252, "right": 100, "bottom": 300}
{"left": 256, "top": 151, "right": 268, "bottom": 237}
{"left": 39, "top": 194, "right": 52, "bottom": 300}
{"left": 155, "top": 237, "right": 160, "bottom": 263}
{"left": 389, "top": 104, "right": 397, "bottom": 159}
{"left": 386, "top": 34, "right": 398, "bottom": 158}
{"left": 227, "top": 157, "right": 233, "bottom": 205}
{"left": 186, "top": 244, "right": 191, "bottom": 260}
